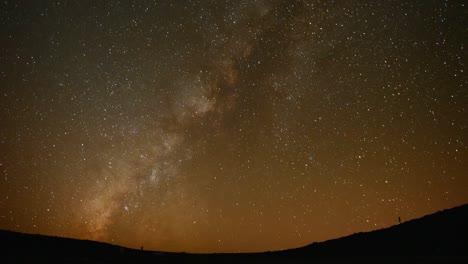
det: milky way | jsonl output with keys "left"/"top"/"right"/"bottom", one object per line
{"left": 0, "top": 0, "right": 467, "bottom": 253}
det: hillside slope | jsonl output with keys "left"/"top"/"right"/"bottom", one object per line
{"left": 288, "top": 203, "right": 468, "bottom": 257}
{"left": 1, "top": 204, "right": 467, "bottom": 263}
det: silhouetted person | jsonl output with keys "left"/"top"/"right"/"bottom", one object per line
{"left": 398, "top": 216, "right": 401, "bottom": 224}
{"left": 141, "top": 246, "right": 144, "bottom": 251}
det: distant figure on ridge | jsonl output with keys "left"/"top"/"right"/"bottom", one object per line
{"left": 398, "top": 216, "right": 401, "bottom": 224}
{"left": 141, "top": 246, "right": 144, "bottom": 251}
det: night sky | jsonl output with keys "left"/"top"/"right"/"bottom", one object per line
{"left": 0, "top": 0, "right": 467, "bottom": 253}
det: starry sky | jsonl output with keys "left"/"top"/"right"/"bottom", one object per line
{"left": 0, "top": 0, "right": 467, "bottom": 253}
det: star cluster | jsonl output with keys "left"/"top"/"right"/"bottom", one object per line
{"left": 0, "top": 0, "right": 467, "bottom": 253}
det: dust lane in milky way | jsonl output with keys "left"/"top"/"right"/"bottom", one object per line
{"left": 0, "top": 0, "right": 467, "bottom": 253}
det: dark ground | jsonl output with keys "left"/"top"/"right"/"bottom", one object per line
{"left": 1, "top": 204, "right": 468, "bottom": 263}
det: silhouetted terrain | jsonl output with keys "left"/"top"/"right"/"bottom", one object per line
{"left": 2, "top": 204, "right": 468, "bottom": 263}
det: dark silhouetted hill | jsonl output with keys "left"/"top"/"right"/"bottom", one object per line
{"left": 1, "top": 203, "right": 467, "bottom": 263}
{"left": 286, "top": 203, "right": 468, "bottom": 261}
